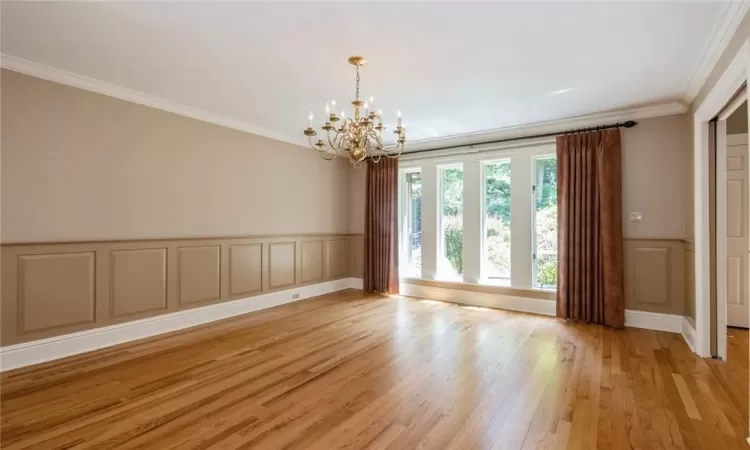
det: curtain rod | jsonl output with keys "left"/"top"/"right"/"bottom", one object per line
{"left": 402, "top": 120, "right": 638, "bottom": 156}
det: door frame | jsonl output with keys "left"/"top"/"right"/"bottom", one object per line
{"left": 694, "top": 37, "right": 750, "bottom": 358}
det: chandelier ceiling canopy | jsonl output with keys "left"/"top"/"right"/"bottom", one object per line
{"left": 304, "top": 56, "right": 405, "bottom": 165}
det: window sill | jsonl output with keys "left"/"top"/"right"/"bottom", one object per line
{"left": 400, "top": 277, "right": 555, "bottom": 301}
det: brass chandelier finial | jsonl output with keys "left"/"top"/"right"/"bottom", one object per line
{"left": 303, "top": 56, "right": 406, "bottom": 165}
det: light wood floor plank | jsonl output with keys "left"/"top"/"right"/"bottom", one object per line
{"left": 1, "top": 290, "right": 747, "bottom": 449}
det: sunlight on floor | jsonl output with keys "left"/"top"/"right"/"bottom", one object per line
{"left": 461, "top": 305, "right": 489, "bottom": 312}
{"left": 419, "top": 299, "right": 444, "bottom": 305}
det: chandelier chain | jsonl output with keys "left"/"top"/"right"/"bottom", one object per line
{"left": 355, "top": 65, "right": 360, "bottom": 100}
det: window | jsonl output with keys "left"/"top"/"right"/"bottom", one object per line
{"left": 400, "top": 170, "right": 422, "bottom": 277}
{"left": 482, "top": 160, "right": 511, "bottom": 285}
{"left": 533, "top": 156, "right": 557, "bottom": 288}
{"left": 439, "top": 165, "right": 463, "bottom": 280}
{"left": 397, "top": 143, "right": 557, "bottom": 292}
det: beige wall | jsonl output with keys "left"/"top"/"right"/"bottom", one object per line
{"left": 727, "top": 100, "right": 748, "bottom": 134}
{"left": 621, "top": 114, "right": 691, "bottom": 240}
{"left": 349, "top": 166, "right": 366, "bottom": 233}
{"left": 1, "top": 70, "right": 352, "bottom": 243}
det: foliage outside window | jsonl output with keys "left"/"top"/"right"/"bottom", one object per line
{"left": 440, "top": 166, "right": 463, "bottom": 280}
{"left": 402, "top": 171, "right": 422, "bottom": 277}
{"left": 534, "top": 157, "right": 558, "bottom": 288}
{"left": 483, "top": 161, "right": 511, "bottom": 285}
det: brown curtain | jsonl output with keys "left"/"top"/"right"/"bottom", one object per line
{"left": 556, "top": 129, "right": 624, "bottom": 328}
{"left": 364, "top": 158, "right": 399, "bottom": 294}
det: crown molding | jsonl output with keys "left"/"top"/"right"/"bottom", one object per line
{"left": 684, "top": 1, "right": 749, "bottom": 104}
{"left": 0, "top": 54, "right": 309, "bottom": 148}
{"left": 404, "top": 101, "right": 687, "bottom": 152}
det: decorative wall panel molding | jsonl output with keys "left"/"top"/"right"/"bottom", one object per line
{"left": 268, "top": 242, "right": 297, "bottom": 289}
{"left": 1, "top": 234, "right": 363, "bottom": 346}
{"left": 300, "top": 240, "right": 324, "bottom": 284}
{"left": 326, "top": 239, "right": 350, "bottom": 280}
{"left": 624, "top": 239, "right": 686, "bottom": 315}
{"left": 178, "top": 245, "right": 221, "bottom": 305}
{"left": 111, "top": 248, "right": 167, "bottom": 317}
{"left": 228, "top": 244, "right": 263, "bottom": 297}
{"left": 18, "top": 252, "right": 96, "bottom": 333}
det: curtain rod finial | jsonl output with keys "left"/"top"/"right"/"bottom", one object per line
{"left": 623, "top": 120, "right": 637, "bottom": 128}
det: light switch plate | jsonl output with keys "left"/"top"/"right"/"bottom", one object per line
{"left": 629, "top": 212, "right": 643, "bottom": 222}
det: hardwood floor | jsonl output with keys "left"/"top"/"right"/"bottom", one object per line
{"left": 1, "top": 289, "right": 747, "bottom": 449}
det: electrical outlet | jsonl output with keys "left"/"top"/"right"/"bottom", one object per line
{"left": 629, "top": 212, "right": 643, "bottom": 222}
{"left": 292, "top": 293, "right": 300, "bottom": 300}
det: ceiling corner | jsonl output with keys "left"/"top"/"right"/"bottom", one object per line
{"left": 683, "top": 1, "right": 750, "bottom": 104}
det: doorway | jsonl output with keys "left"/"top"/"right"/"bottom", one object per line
{"left": 717, "top": 98, "right": 749, "bottom": 361}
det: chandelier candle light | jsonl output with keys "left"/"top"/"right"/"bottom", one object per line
{"left": 304, "top": 56, "right": 406, "bottom": 165}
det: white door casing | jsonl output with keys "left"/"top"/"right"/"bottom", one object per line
{"left": 726, "top": 134, "right": 749, "bottom": 328}
{"left": 693, "top": 36, "right": 749, "bottom": 358}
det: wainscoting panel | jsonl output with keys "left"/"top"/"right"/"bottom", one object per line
{"left": 300, "top": 240, "right": 324, "bottom": 284}
{"left": 18, "top": 252, "right": 96, "bottom": 333}
{"left": 0, "top": 234, "right": 363, "bottom": 346}
{"left": 178, "top": 246, "right": 221, "bottom": 305}
{"left": 228, "top": 244, "right": 262, "bottom": 298}
{"left": 624, "top": 239, "right": 685, "bottom": 315}
{"left": 326, "top": 239, "right": 350, "bottom": 280}
{"left": 111, "top": 248, "right": 167, "bottom": 317}
{"left": 350, "top": 237, "right": 364, "bottom": 278}
{"left": 632, "top": 247, "right": 671, "bottom": 306}
{"left": 269, "top": 242, "right": 297, "bottom": 289}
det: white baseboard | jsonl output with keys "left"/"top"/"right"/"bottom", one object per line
{"left": 401, "top": 283, "right": 684, "bottom": 333}
{"left": 681, "top": 316, "right": 697, "bottom": 352}
{"left": 624, "top": 310, "right": 683, "bottom": 333}
{"left": 0, "top": 278, "right": 363, "bottom": 372}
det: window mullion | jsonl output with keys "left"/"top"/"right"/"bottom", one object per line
{"left": 511, "top": 154, "right": 533, "bottom": 288}
{"left": 462, "top": 160, "right": 482, "bottom": 283}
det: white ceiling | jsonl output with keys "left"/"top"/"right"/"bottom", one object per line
{"left": 0, "top": 1, "right": 731, "bottom": 147}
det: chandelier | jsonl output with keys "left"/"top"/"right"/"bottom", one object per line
{"left": 303, "top": 56, "right": 406, "bottom": 165}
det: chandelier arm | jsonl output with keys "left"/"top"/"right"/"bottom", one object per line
{"left": 327, "top": 128, "right": 340, "bottom": 151}
{"left": 383, "top": 146, "right": 403, "bottom": 159}
{"left": 307, "top": 135, "right": 328, "bottom": 153}
{"left": 366, "top": 130, "right": 383, "bottom": 152}
{"left": 319, "top": 150, "right": 338, "bottom": 161}
{"left": 380, "top": 142, "right": 402, "bottom": 154}
{"left": 334, "top": 131, "right": 346, "bottom": 151}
